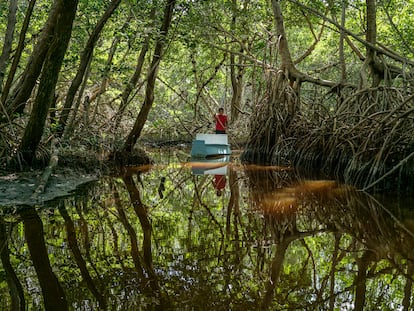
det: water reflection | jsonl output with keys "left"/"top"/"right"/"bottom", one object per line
{"left": 1, "top": 158, "right": 414, "bottom": 310}
{"left": 188, "top": 156, "right": 230, "bottom": 197}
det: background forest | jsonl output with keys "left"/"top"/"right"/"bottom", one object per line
{"left": 0, "top": 0, "right": 413, "bottom": 192}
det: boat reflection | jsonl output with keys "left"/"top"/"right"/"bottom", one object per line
{"left": 187, "top": 155, "right": 230, "bottom": 175}
{"left": 187, "top": 155, "right": 231, "bottom": 197}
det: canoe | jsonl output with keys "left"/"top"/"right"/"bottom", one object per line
{"left": 190, "top": 134, "right": 231, "bottom": 158}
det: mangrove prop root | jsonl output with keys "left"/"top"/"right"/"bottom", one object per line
{"left": 245, "top": 73, "right": 414, "bottom": 191}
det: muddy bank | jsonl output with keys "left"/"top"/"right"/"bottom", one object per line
{"left": 0, "top": 145, "right": 156, "bottom": 207}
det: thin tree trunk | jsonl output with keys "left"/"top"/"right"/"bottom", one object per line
{"left": 74, "top": 204, "right": 100, "bottom": 277}
{"left": 339, "top": 1, "right": 346, "bottom": 82}
{"left": 56, "top": 0, "right": 122, "bottom": 138}
{"left": 328, "top": 0, "right": 347, "bottom": 83}
{"left": 230, "top": 51, "right": 244, "bottom": 122}
{"left": 111, "top": 181, "right": 145, "bottom": 278}
{"left": 0, "top": 0, "right": 36, "bottom": 109}
{"left": 83, "top": 12, "right": 132, "bottom": 129}
{"left": 191, "top": 50, "right": 200, "bottom": 119}
{"left": 19, "top": 0, "right": 79, "bottom": 164}
{"left": 122, "top": 0, "right": 176, "bottom": 153}
{"left": 58, "top": 206, "right": 107, "bottom": 310}
{"left": 229, "top": 0, "right": 244, "bottom": 122}
{"left": 191, "top": 51, "right": 225, "bottom": 121}
{"left": 113, "top": 7, "right": 156, "bottom": 130}
{"left": 227, "top": 167, "right": 240, "bottom": 236}
{"left": 0, "top": 0, "right": 18, "bottom": 94}
{"left": 122, "top": 175, "right": 159, "bottom": 290}
{"left": 64, "top": 56, "right": 93, "bottom": 138}
{"left": 328, "top": 233, "right": 341, "bottom": 311}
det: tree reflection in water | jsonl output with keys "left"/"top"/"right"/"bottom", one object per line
{"left": 0, "top": 162, "right": 414, "bottom": 310}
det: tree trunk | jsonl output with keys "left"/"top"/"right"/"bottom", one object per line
{"left": 354, "top": 250, "right": 375, "bottom": 311}
{"left": 402, "top": 260, "right": 414, "bottom": 311}
{"left": 365, "top": 0, "right": 383, "bottom": 87}
{"left": 4, "top": 1, "right": 60, "bottom": 118}
{"left": 230, "top": 51, "right": 244, "bottom": 122}
{"left": 261, "top": 240, "right": 290, "bottom": 310}
{"left": 58, "top": 206, "right": 107, "bottom": 309}
{"left": 271, "top": 0, "right": 295, "bottom": 73}
{"left": 19, "top": 0, "right": 79, "bottom": 164}
{"left": 338, "top": 1, "right": 347, "bottom": 82}
{"left": 111, "top": 181, "right": 145, "bottom": 278}
{"left": 0, "top": 222, "right": 26, "bottom": 311}
{"left": 271, "top": 0, "right": 300, "bottom": 122}
{"left": 56, "top": 0, "right": 122, "bottom": 138}
{"left": 122, "top": 174, "right": 159, "bottom": 290}
{"left": 20, "top": 207, "right": 68, "bottom": 310}
{"left": 243, "top": 0, "right": 300, "bottom": 163}
{"left": 0, "top": 0, "right": 18, "bottom": 95}
{"left": 122, "top": 0, "right": 176, "bottom": 153}
{"left": 229, "top": 0, "right": 245, "bottom": 122}
{"left": 0, "top": 0, "right": 36, "bottom": 109}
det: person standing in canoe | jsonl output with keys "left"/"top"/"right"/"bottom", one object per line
{"left": 214, "top": 107, "right": 228, "bottom": 134}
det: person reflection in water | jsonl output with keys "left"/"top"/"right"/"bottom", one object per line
{"left": 213, "top": 174, "right": 226, "bottom": 196}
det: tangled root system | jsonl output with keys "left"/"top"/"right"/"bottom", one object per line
{"left": 243, "top": 71, "right": 414, "bottom": 193}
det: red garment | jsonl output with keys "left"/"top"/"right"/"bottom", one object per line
{"left": 215, "top": 114, "right": 228, "bottom": 131}
{"left": 214, "top": 175, "right": 226, "bottom": 190}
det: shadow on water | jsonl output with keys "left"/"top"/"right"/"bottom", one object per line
{"left": 1, "top": 151, "right": 414, "bottom": 310}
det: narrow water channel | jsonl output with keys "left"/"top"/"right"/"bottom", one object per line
{"left": 1, "top": 149, "right": 414, "bottom": 310}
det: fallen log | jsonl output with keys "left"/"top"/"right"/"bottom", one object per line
{"left": 31, "top": 139, "right": 59, "bottom": 201}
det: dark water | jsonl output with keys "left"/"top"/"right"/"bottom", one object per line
{"left": 1, "top": 150, "right": 414, "bottom": 310}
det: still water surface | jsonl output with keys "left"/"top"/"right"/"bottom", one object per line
{"left": 1, "top": 150, "right": 414, "bottom": 310}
